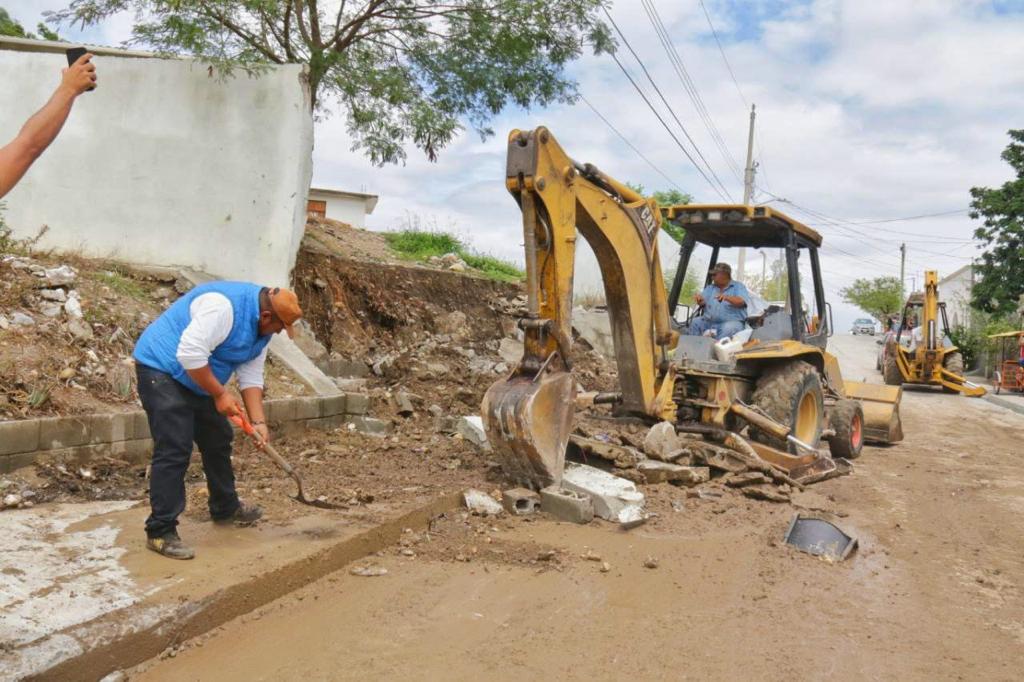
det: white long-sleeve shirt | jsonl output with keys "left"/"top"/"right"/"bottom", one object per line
{"left": 175, "top": 292, "right": 268, "bottom": 390}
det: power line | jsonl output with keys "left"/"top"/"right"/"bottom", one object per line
{"left": 845, "top": 208, "right": 970, "bottom": 224}
{"left": 642, "top": 0, "right": 745, "bottom": 185}
{"left": 698, "top": 0, "right": 747, "bottom": 109}
{"left": 603, "top": 7, "right": 734, "bottom": 201}
{"left": 578, "top": 94, "right": 689, "bottom": 195}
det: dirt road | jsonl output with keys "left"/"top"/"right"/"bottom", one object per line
{"left": 131, "top": 334, "right": 1024, "bottom": 681}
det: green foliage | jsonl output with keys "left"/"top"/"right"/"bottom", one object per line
{"left": 1, "top": 6, "right": 61, "bottom": 39}
{"left": 951, "top": 316, "right": 1021, "bottom": 370}
{"left": 384, "top": 229, "right": 523, "bottom": 283}
{"left": 664, "top": 267, "right": 701, "bottom": 304}
{"left": 969, "top": 129, "right": 1024, "bottom": 317}
{"left": 948, "top": 324, "right": 982, "bottom": 369}
{"left": 91, "top": 269, "right": 148, "bottom": 300}
{"left": 48, "top": 0, "right": 611, "bottom": 165}
{"left": 746, "top": 256, "right": 789, "bottom": 301}
{"left": 840, "top": 276, "right": 902, "bottom": 322}
{"left": 626, "top": 183, "right": 693, "bottom": 244}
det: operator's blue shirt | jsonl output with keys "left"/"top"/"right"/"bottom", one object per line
{"left": 700, "top": 280, "right": 750, "bottom": 323}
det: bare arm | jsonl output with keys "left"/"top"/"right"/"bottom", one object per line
{"left": 0, "top": 54, "right": 97, "bottom": 199}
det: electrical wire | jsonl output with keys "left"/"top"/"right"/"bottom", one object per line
{"left": 578, "top": 94, "right": 690, "bottom": 195}
{"left": 603, "top": 7, "right": 734, "bottom": 200}
{"left": 642, "top": 0, "right": 745, "bottom": 185}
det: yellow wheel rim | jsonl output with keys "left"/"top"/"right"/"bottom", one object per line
{"left": 794, "top": 391, "right": 820, "bottom": 443}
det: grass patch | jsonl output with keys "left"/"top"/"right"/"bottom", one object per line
{"left": 91, "top": 269, "right": 148, "bottom": 300}
{"left": 384, "top": 228, "right": 524, "bottom": 283}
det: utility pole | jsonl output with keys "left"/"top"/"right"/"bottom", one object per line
{"left": 761, "top": 251, "right": 767, "bottom": 296}
{"left": 737, "top": 104, "right": 757, "bottom": 281}
{"left": 899, "top": 243, "right": 906, "bottom": 299}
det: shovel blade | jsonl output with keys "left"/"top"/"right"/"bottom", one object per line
{"left": 482, "top": 369, "right": 576, "bottom": 490}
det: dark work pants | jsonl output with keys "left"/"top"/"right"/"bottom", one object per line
{"left": 136, "top": 364, "right": 240, "bottom": 538}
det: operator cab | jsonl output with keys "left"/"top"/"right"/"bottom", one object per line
{"left": 660, "top": 205, "right": 832, "bottom": 367}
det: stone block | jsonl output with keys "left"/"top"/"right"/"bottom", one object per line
{"left": 0, "top": 419, "right": 40, "bottom": 456}
{"left": 38, "top": 416, "right": 91, "bottom": 450}
{"left": 265, "top": 399, "right": 297, "bottom": 424}
{"left": 0, "top": 452, "right": 38, "bottom": 474}
{"left": 306, "top": 416, "right": 349, "bottom": 431}
{"left": 345, "top": 393, "right": 370, "bottom": 416}
{"left": 320, "top": 394, "right": 348, "bottom": 417}
{"left": 540, "top": 486, "right": 594, "bottom": 524}
{"left": 109, "top": 438, "right": 153, "bottom": 463}
{"left": 294, "top": 397, "right": 323, "bottom": 420}
{"left": 643, "top": 421, "right": 682, "bottom": 460}
{"left": 86, "top": 413, "right": 134, "bottom": 443}
{"left": 562, "top": 462, "right": 645, "bottom": 523}
{"left": 132, "top": 411, "right": 151, "bottom": 440}
{"left": 638, "top": 461, "right": 710, "bottom": 486}
{"left": 502, "top": 488, "right": 541, "bottom": 515}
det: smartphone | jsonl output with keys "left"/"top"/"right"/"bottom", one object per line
{"left": 65, "top": 47, "right": 96, "bottom": 91}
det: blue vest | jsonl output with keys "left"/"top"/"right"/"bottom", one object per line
{"left": 133, "top": 282, "right": 271, "bottom": 395}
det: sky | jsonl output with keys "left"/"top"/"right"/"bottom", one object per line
{"left": 5, "top": 0, "right": 1024, "bottom": 329}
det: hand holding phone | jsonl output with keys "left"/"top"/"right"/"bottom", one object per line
{"left": 64, "top": 47, "right": 97, "bottom": 93}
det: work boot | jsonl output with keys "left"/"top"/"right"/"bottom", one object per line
{"left": 213, "top": 501, "right": 263, "bottom": 526}
{"left": 146, "top": 532, "right": 195, "bottom": 560}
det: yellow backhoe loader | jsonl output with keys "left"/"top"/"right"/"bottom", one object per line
{"left": 883, "top": 270, "right": 985, "bottom": 396}
{"left": 482, "top": 127, "right": 903, "bottom": 490}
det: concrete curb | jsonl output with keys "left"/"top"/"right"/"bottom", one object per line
{"left": 32, "top": 492, "right": 462, "bottom": 682}
{"left": 983, "top": 393, "right": 1024, "bottom": 416}
{"left": 0, "top": 394, "right": 364, "bottom": 474}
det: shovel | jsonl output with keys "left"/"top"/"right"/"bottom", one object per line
{"left": 228, "top": 413, "right": 343, "bottom": 510}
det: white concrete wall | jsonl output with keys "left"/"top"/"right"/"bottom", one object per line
{"left": 573, "top": 229, "right": 681, "bottom": 304}
{"left": 941, "top": 268, "right": 973, "bottom": 329}
{"left": 323, "top": 196, "right": 368, "bottom": 228}
{"left": 0, "top": 49, "right": 313, "bottom": 286}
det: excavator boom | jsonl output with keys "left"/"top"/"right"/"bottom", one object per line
{"left": 482, "top": 127, "right": 678, "bottom": 488}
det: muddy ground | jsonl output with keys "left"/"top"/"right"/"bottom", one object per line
{"left": 127, "top": 333, "right": 1024, "bottom": 681}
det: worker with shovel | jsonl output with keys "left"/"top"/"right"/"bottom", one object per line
{"left": 133, "top": 283, "right": 302, "bottom": 560}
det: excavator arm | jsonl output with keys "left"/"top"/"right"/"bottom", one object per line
{"left": 482, "top": 127, "right": 680, "bottom": 489}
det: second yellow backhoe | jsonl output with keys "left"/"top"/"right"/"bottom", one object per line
{"left": 482, "top": 127, "right": 904, "bottom": 490}
{"left": 883, "top": 270, "right": 986, "bottom": 396}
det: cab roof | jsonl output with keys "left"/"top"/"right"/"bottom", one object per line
{"left": 661, "top": 204, "right": 822, "bottom": 248}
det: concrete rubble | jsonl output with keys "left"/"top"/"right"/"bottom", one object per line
{"left": 643, "top": 421, "right": 684, "bottom": 460}
{"left": 501, "top": 488, "right": 541, "bottom": 515}
{"left": 561, "top": 462, "right": 646, "bottom": 523}
{"left": 456, "top": 416, "right": 490, "bottom": 451}
{"left": 540, "top": 486, "right": 595, "bottom": 524}
{"left": 463, "top": 489, "right": 504, "bottom": 516}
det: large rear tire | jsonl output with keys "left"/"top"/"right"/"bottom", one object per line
{"left": 941, "top": 352, "right": 965, "bottom": 394}
{"left": 827, "top": 399, "right": 864, "bottom": 460}
{"left": 883, "top": 347, "right": 904, "bottom": 386}
{"left": 750, "top": 360, "right": 824, "bottom": 453}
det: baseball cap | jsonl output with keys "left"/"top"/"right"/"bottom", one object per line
{"left": 267, "top": 287, "right": 302, "bottom": 338}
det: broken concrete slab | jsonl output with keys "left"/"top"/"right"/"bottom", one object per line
{"left": 456, "top": 416, "right": 490, "bottom": 451}
{"left": 643, "top": 421, "right": 682, "bottom": 460}
{"left": 687, "top": 441, "right": 749, "bottom": 473}
{"left": 725, "top": 472, "right": 771, "bottom": 487}
{"left": 463, "top": 489, "right": 504, "bottom": 516}
{"left": 572, "top": 306, "right": 615, "bottom": 358}
{"left": 561, "top": 462, "right": 645, "bottom": 523}
{"left": 742, "top": 486, "right": 791, "bottom": 503}
{"left": 569, "top": 435, "right": 644, "bottom": 469}
{"left": 501, "top": 488, "right": 541, "bottom": 516}
{"left": 346, "top": 417, "right": 392, "bottom": 437}
{"left": 637, "top": 461, "right": 710, "bottom": 486}
{"left": 498, "top": 337, "right": 524, "bottom": 365}
{"left": 540, "top": 486, "right": 594, "bottom": 524}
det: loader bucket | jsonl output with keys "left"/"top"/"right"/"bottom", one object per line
{"left": 482, "top": 367, "right": 576, "bottom": 490}
{"left": 843, "top": 381, "right": 904, "bottom": 444}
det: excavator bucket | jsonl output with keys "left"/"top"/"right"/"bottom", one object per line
{"left": 482, "top": 366, "right": 576, "bottom": 490}
{"left": 843, "top": 381, "right": 904, "bottom": 444}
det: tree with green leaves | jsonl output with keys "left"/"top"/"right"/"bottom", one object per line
{"left": 48, "top": 0, "right": 611, "bottom": 165}
{"left": 627, "top": 183, "right": 693, "bottom": 244}
{"left": 969, "top": 129, "right": 1024, "bottom": 317}
{"left": 746, "top": 256, "right": 788, "bottom": 302}
{"left": 1, "top": 6, "right": 61, "bottom": 40}
{"left": 840, "top": 276, "right": 902, "bottom": 323}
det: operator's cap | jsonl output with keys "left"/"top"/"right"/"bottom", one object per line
{"left": 711, "top": 262, "right": 732, "bottom": 275}
{"left": 267, "top": 287, "right": 302, "bottom": 338}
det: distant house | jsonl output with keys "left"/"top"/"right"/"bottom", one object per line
{"left": 939, "top": 264, "right": 974, "bottom": 329}
{"left": 307, "top": 188, "right": 379, "bottom": 228}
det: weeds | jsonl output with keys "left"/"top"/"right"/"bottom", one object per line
{"left": 384, "top": 221, "right": 524, "bottom": 284}
{"left": 90, "top": 268, "right": 148, "bottom": 300}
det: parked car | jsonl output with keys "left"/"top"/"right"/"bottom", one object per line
{"left": 851, "top": 318, "right": 876, "bottom": 335}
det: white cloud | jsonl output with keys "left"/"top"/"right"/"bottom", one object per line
{"left": 6, "top": 0, "right": 1021, "bottom": 329}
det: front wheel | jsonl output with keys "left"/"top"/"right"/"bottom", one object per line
{"left": 750, "top": 361, "right": 825, "bottom": 453}
{"left": 828, "top": 399, "right": 864, "bottom": 460}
